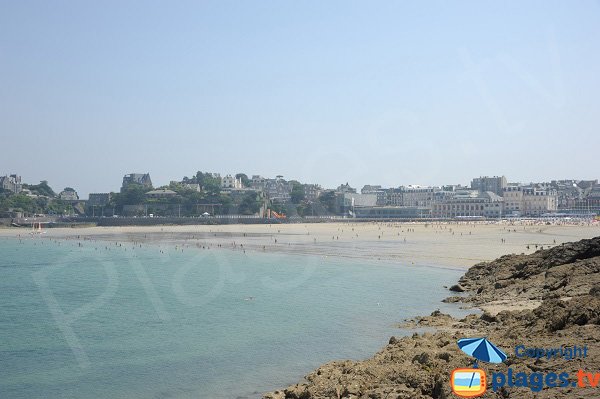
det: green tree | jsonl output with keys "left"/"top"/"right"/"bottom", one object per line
{"left": 290, "top": 182, "right": 305, "bottom": 204}
{"left": 193, "top": 171, "right": 221, "bottom": 195}
{"left": 218, "top": 194, "right": 232, "bottom": 214}
{"left": 203, "top": 176, "right": 221, "bottom": 194}
{"left": 318, "top": 190, "right": 337, "bottom": 214}
{"left": 238, "top": 191, "right": 261, "bottom": 215}
{"left": 24, "top": 181, "right": 56, "bottom": 197}
{"left": 117, "top": 184, "right": 149, "bottom": 206}
{"left": 296, "top": 203, "right": 309, "bottom": 217}
{"left": 8, "top": 194, "right": 36, "bottom": 213}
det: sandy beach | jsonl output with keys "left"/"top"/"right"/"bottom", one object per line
{"left": 2, "top": 221, "right": 598, "bottom": 269}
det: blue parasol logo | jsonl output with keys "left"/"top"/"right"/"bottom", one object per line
{"left": 457, "top": 337, "right": 507, "bottom": 368}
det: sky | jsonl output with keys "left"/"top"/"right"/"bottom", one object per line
{"left": 1, "top": 1, "right": 599, "bottom": 197}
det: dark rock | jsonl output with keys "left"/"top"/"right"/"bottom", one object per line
{"left": 442, "top": 296, "right": 461, "bottom": 303}
{"left": 448, "top": 284, "right": 465, "bottom": 292}
{"left": 480, "top": 312, "right": 498, "bottom": 323}
{"left": 412, "top": 352, "right": 431, "bottom": 365}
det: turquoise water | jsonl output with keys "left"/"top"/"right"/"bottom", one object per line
{"left": 0, "top": 237, "right": 466, "bottom": 399}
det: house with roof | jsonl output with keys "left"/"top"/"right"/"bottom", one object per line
{"left": 121, "top": 173, "right": 153, "bottom": 192}
{"left": 0, "top": 174, "right": 22, "bottom": 194}
{"left": 145, "top": 189, "right": 177, "bottom": 199}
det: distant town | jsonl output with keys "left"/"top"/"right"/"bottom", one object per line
{"left": 1, "top": 172, "right": 599, "bottom": 222}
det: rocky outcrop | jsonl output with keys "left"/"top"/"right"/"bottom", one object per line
{"left": 264, "top": 236, "right": 600, "bottom": 399}
{"left": 458, "top": 236, "right": 600, "bottom": 305}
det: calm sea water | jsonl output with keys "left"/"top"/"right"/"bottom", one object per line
{"left": 0, "top": 237, "right": 467, "bottom": 399}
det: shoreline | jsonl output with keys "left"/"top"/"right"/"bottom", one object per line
{"left": 264, "top": 236, "right": 600, "bottom": 399}
{"left": 1, "top": 221, "right": 597, "bottom": 270}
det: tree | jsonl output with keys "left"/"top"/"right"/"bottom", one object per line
{"left": 318, "top": 190, "right": 337, "bottom": 214}
{"left": 218, "top": 194, "right": 232, "bottom": 215}
{"left": 117, "top": 183, "right": 149, "bottom": 206}
{"left": 8, "top": 194, "right": 36, "bottom": 213}
{"left": 194, "top": 171, "right": 221, "bottom": 194}
{"left": 238, "top": 191, "right": 261, "bottom": 215}
{"left": 24, "top": 181, "right": 56, "bottom": 197}
{"left": 168, "top": 181, "right": 186, "bottom": 194}
{"left": 290, "top": 182, "right": 305, "bottom": 204}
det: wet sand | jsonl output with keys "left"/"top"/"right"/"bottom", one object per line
{"left": 2, "top": 221, "right": 598, "bottom": 269}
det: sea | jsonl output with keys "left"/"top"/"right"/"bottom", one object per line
{"left": 0, "top": 236, "right": 468, "bottom": 399}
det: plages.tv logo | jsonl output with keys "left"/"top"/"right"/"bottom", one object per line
{"left": 450, "top": 337, "right": 507, "bottom": 398}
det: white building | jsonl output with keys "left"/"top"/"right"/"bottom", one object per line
{"left": 184, "top": 183, "right": 201, "bottom": 192}
{"left": 221, "top": 175, "right": 243, "bottom": 189}
{"left": 471, "top": 176, "right": 507, "bottom": 196}
{"left": 400, "top": 185, "right": 438, "bottom": 207}
{"left": 336, "top": 193, "right": 377, "bottom": 214}
{"left": 503, "top": 185, "right": 558, "bottom": 216}
{"left": 432, "top": 191, "right": 504, "bottom": 218}
{"left": 0, "top": 174, "right": 22, "bottom": 194}
{"left": 361, "top": 185, "right": 386, "bottom": 205}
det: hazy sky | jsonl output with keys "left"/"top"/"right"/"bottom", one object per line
{"left": 1, "top": 1, "right": 599, "bottom": 196}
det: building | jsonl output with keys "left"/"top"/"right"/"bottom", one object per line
{"left": 353, "top": 206, "right": 431, "bottom": 219}
{"left": 169, "top": 181, "right": 202, "bottom": 192}
{"left": 385, "top": 188, "right": 404, "bottom": 206}
{"left": 522, "top": 187, "right": 558, "bottom": 216}
{"left": 503, "top": 185, "right": 557, "bottom": 216}
{"left": 550, "top": 180, "right": 583, "bottom": 209}
{"left": 581, "top": 188, "right": 600, "bottom": 213}
{"left": 121, "top": 173, "right": 152, "bottom": 192}
{"left": 434, "top": 189, "right": 457, "bottom": 203}
{"left": 88, "top": 193, "right": 111, "bottom": 207}
{"left": 184, "top": 183, "right": 201, "bottom": 192}
{"left": 0, "top": 174, "right": 22, "bottom": 194}
{"left": 442, "top": 184, "right": 469, "bottom": 192}
{"left": 303, "top": 184, "right": 322, "bottom": 202}
{"left": 361, "top": 185, "right": 387, "bottom": 206}
{"left": 251, "top": 175, "right": 266, "bottom": 188}
{"left": 471, "top": 176, "right": 507, "bottom": 196}
{"left": 361, "top": 185, "right": 382, "bottom": 193}
{"left": 400, "top": 185, "right": 438, "bottom": 207}
{"left": 58, "top": 188, "right": 79, "bottom": 201}
{"left": 336, "top": 192, "right": 377, "bottom": 215}
{"left": 145, "top": 189, "right": 177, "bottom": 199}
{"left": 550, "top": 180, "right": 598, "bottom": 211}
{"left": 337, "top": 183, "right": 356, "bottom": 194}
{"left": 221, "top": 174, "right": 243, "bottom": 189}
{"left": 87, "top": 193, "right": 112, "bottom": 217}
{"left": 251, "top": 176, "right": 293, "bottom": 202}
{"left": 432, "top": 190, "right": 504, "bottom": 218}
